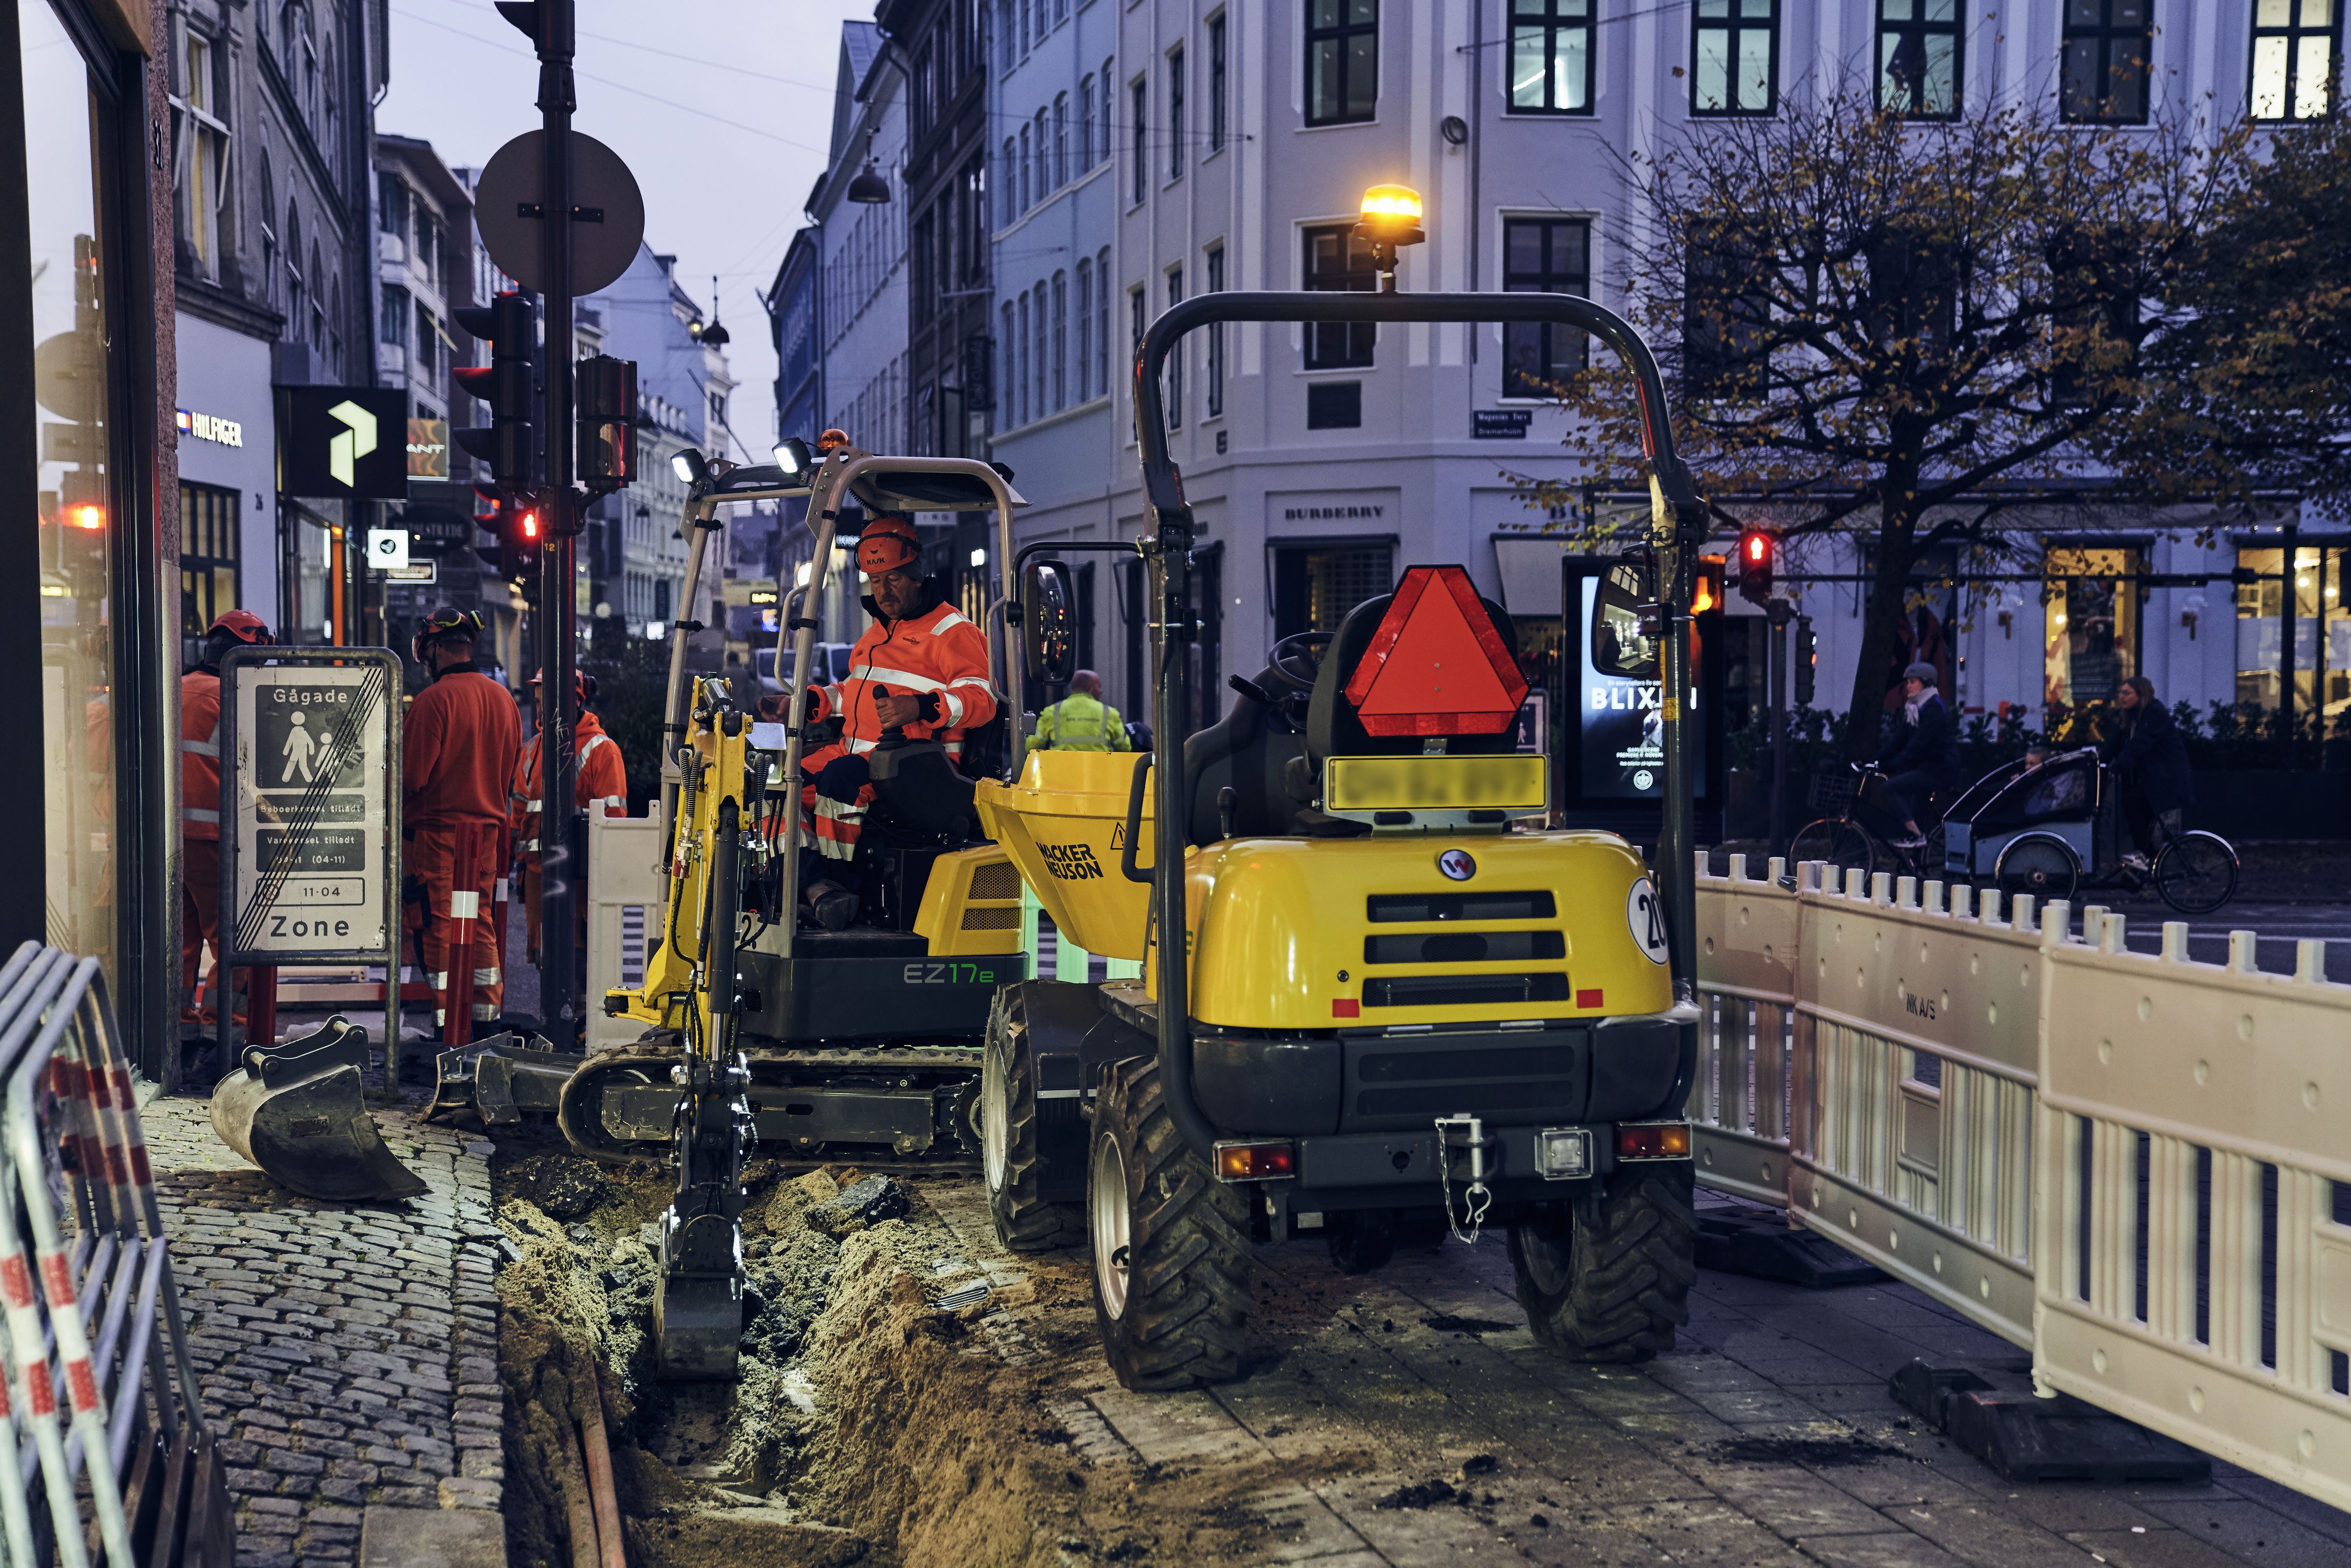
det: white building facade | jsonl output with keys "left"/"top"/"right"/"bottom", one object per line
{"left": 987, "top": 0, "right": 2345, "bottom": 746}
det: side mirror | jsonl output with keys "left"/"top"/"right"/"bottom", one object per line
{"left": 1022, "top": 559, "right": 1077, "bottom": 687}
{"left": 1590, "top": 560, "right": 1661, "bottom": 680}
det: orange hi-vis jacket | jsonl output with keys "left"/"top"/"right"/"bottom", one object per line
{"left": 511, "top": 709, "right": 629, "bottom": 856}
{"left": 404, "top": 665, "right": 523, "bottom": 829}
{"left": 180, "top": 669, "right": 223, "bottom": 841}
{"left": 802, "top": 599, "right": 996, "bottom": 858}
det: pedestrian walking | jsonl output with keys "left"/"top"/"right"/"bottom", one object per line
{"left": 180, "top": 609, "right": 272, "bottom": 1040}
{"left": 403, "top": 608, "right": 523, "bottom": 1044}
{"left": 1033, "top": 669, "right": 1130, "bottom": 753}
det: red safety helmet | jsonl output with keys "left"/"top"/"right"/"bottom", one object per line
{"left": 207, "top": 609, "right": 272, "bottom": 645}
{"left": 528, "top": 668, "right": 598, "bottom": 702}
{"left": 855, "top": 514, "right": 921, "bottom": 577}
{"left": 412, "top": 606, "right": 485, "bottom": 664}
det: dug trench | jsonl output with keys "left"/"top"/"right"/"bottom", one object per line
{"left": 489, "top": 1139, "right": 1372, "bottom": 1567}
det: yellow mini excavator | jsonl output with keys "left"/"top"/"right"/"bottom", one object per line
{"left": 973, "top": 186, "right": 1712, "bottom": 1391}
{"left": 546, "top": 442, "right": 1033, "bottom": 1377}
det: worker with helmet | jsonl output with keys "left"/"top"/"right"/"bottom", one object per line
{"left": 797, "top": 512, "right": 996, "bottom": 928}
{"left": 181, "top": 609, "right": 272, "bottom": 1035}
{"left": 511, "top": 667, "right": 629, "bottom": 968}
{"left": 404, "top": 607, "right": 522, "bottom": 1041}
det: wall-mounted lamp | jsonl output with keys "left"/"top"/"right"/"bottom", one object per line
{"left": 2181, "top": 592, "right": 2207, "bottom": 642}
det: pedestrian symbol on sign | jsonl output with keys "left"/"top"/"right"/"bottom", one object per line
{"left": 282, "top": 712, "right": 318, "bottom": 782}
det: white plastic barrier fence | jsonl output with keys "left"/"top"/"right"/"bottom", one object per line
{"left": 0, "top": 942, "right": 231, "bottom": 1566}
{"left": 1693, "top": 853, "right": 2351, "bottom": 1512}
{"left": 1692, "top": 855, "right": 1799, "bottom": 1206}
{"left": 585, "top": 802, "right": 664, "bottom": 1050}
{"left": 2034, "top": 908, "right": 2351, "bottom": 1513}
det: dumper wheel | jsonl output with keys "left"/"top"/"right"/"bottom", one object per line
{"left": 1508, "top": 1163, "right": 1695, "bottom": 1363}
{"left": 1088, "top": 1057, "right": 1251, "bottom": 1390}
{"left": 984, "top": 987, "right": 1083, "bottom": 1251}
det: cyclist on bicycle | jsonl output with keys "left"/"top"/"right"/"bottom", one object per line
{"left": 2101, "top": 675, "right": 2194, "bottom": 869}
{"left": 1878, "top": 661, "right": 1959, "bottom": 849}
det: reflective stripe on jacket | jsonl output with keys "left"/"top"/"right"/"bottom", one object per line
{"left": 511, "top": 715, "right": 629, "bottom": 855}
{"left": 180, "top": 670, "right": 223, "bottom": 839}
{"left": 807, "top": 600, "right": 997, "bottom": 762}
{"left": 1034, "top": 692, "right": 1128, "bottom": 752}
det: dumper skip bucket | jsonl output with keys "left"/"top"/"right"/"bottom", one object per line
{"left": 975, "top": 751, "right": 1155, "bottom": 960}
{"left": 209, "top": 1016, "right": 428, "bottom": 1202}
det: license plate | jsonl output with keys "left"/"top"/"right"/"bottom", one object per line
{"left": 1537, "top": 1126, "right": 1592, "bottom": 1180}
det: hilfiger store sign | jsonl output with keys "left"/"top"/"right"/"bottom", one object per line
{"left": 177, "top": 408, "right": 244, "bottom": 447}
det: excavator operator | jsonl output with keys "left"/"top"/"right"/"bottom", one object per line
{"left": 795, "top": 513, "right": 996, "bottom": 929}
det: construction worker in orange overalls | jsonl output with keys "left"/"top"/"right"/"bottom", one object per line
{"left": 797, "top": 513, "right": 996, "bottom": 928}
{"left": 403, "top": 608, "right": 522, "bottom": 1044}
{"left": 181, "top": 610, "right": 273, "bottom": 1037}
{"left": 512, "top": 667, "right": 629, "bottom": 968}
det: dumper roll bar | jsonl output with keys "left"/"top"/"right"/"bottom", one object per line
{"left": 1132, "top": 291, "right": 1707, "bottom": 1165}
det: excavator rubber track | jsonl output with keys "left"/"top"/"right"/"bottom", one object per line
{"left": 557, "top": 1030, "right": 985, "bottom": 1170}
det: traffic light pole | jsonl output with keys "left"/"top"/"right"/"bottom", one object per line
{"left": 1766, "top": 599, "right": 1791, "bottom": 862}
{"left": 532, "top": 0, "right": 581, "bottom": 1044}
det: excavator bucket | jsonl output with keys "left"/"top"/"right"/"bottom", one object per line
{"left": 209, "top": 1016, "right": 428, "bottom": 1202}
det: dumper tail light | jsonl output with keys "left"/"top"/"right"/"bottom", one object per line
{"left": 1213, "top": 1140, "right": 1297, "bottom": 1182}
{"left": 1615, "top": 1121, "right": 1693, "bottom": 1161}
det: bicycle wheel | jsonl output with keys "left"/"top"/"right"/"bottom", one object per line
{"left": 2154, "top": 831, "right": 2239, "bottom": 915}
{"left": 1790, "top": 818, "right": 1875, "bottom": 886}
{"left": 1994, "top": 831, "right": 2080, "bottom": 905}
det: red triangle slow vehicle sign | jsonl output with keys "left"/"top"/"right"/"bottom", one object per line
{"left": 1342, "top": 566, "right": 1528, "bottom": 735}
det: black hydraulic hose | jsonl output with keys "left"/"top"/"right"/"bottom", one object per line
{"left": 1131, "top": 291, "right": 1706, "bottom": 1164}
{"left": 707, "top": 799, "right": 740, "bottom": 1018}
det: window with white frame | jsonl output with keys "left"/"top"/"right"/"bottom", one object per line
{"left": 1166, "top": 266, "right": 1184, "bottom": 427}
{"left": 1079, "top": 77, "right": 1095, "bottom": 167}
{"left": 1510, "top": 0, "right": 1594, "bottom": 115}
{"left": 1205, "top": 245, "right": 1225, "bottom": 417}
{"left": 1098, "top": 249, "right": 1113, "bottom": 395}
{"left": 1691, "top": 0, "right": 1779, "bottom": 117}
{"left": 1052, "top": 270, "right": 1068, "bottom": 411}
{"left": 2251, "top": 0, "right": 2340, "bottom": 121}
{"left": 1169, "top": 45, "right": 1186, "bottom": 180}
{"left": 1210, "top": 14, "right": 1228, "bottom": 150}
{"left": 2060, "top": 1, "right": 2152, "bottom": 125}
{"left": 1503, "top": 218, "right": 1591, "bottom": 395}
{"left": 1303, "top": 224, "right": 1376, "bottom": 368}
{"left": 1076, "top": 259, "right": 1093, "bottom": 400}
{"left": 1054, "top": 92, "right": 1069, "bottom": 185}
{"left": 1131, "top": 78, "right": 1148, "bottom": 204}
{"left": 1877, "top": 0, "right": 1962, "bottom": 119}
{"left": 173, "top": 27, "right": 232, "bottom": 279}
{"left": 1306, "top": 1, "right": 1378, "bottom": 126}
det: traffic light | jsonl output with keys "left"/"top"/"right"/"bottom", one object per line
{"left": 576, "top": 355, "right": 638, "bottom": 495}
{"left": 1692, "top": 554, "right": 1725, "bottom": 615}
{"left": 1794, "top": 615, "right": 1816, "bottom": 705}
{"left": 1738, "top": 528, "right": 1776, "bottom": 604}
{"left": 452, "top": 291, "right": 536, "bottom": 487}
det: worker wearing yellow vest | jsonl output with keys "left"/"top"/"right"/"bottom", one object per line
{"left": 512, "top": 668, "right": 629, "bottom": 965}
{"left": 1032, "top": 669, "right": 1130, "bottom": 752}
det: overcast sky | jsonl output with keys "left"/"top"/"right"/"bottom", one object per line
{"left": 379, "top": 0, "right": 872, "bottom": 455}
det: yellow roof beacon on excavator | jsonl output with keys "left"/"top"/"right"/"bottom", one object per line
{"left": 976, "top": 185, "right": 1711, "bottom": 1391}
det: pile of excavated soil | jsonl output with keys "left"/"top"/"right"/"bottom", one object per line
{"left": 496, "top": 1140, "right": 1362, "bottom": 1567}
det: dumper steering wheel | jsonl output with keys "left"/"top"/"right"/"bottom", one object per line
{"left": 1264, "top": 631, "right": 1333, "bottom": 699}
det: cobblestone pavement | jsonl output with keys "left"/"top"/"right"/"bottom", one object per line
{"left": 139, "top": 1085, "right": 504, "bottom": 1567}
{"left": 920, "top": 1183, "right": 2351, "bottom": 1567}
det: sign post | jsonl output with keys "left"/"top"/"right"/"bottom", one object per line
{"left": 216, "top": 648, "right": 405, "bottom": 1081}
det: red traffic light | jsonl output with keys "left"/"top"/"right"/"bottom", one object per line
{"left": 1736, "top": 528, "right": 1776, "bottom": 604}
{"left": 451, "top": 365, "right": 493, "bottom": 399}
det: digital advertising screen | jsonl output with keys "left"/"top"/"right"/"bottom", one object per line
{"left": 1560, "top": 563, "right": 1722, "bottom": 810}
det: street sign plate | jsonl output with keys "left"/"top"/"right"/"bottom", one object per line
{"left": 474, "top": 130, "right": 647, "bottom": 296}
{"left": 366, "top": 527, "right": 410, "bottom": 571}
{"left": 385, "top": 561, "right": 438, "bottom": 583}
{"left": 1474, "top": 409, "right": 1532, "bottom": 439}
{"left": 217, "top": 649, "right": 402, "bottom": 965}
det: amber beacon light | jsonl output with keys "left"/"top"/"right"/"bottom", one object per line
{"left": 1354, "top": 184, "right": 1427, "bottom": 291}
